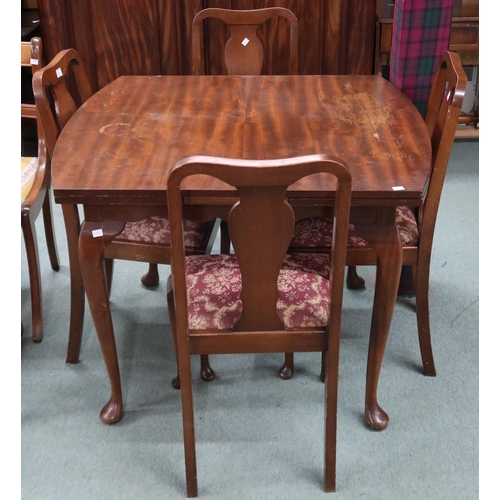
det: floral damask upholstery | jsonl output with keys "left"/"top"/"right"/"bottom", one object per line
{"left": 184, "top": 253, "right": 332, "bottom": 330}
{"left": 115, "top": 216, "right": 213, "bottom": 247}
{"left": 21, "top": 157, "right": 38, "bottom": 203}
{"left": 290, "top": 206, "right": 419, "bottom": 248}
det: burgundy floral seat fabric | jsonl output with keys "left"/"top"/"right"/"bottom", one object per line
{"left": 290, "top": 206, "right": 419, "bottom": 248}
{"left": 114, "top": 216, "right": 213, "bottom": 247}
{"left": 185, "top": 253, "right": 331, "bottom": 330}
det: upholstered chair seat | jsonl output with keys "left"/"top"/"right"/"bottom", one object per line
{"left": 290, "top": 206, "right": 419, "bottom": 249}
{"left": 183, "top": 253, "right": 331, "bottom": 330}
{"left": 115, "top": 216, "right": 214, "bottom": 248}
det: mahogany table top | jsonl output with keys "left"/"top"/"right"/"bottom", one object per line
{"left": 51, "top": 75, "right": 431, "bottom": 207}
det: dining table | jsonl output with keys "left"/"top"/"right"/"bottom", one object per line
{"left": 51, "top": 74, "right": 431, "bottom": 429}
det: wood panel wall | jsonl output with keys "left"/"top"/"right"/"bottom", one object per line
{"left": 37, "top": 0, "right": 376, "bottom": 92}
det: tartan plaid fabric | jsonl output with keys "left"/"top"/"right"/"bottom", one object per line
{"left": 390, "top": 0, "right": 453, "bottom": 116}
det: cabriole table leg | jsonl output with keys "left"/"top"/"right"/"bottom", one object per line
{"left": 79, "top": 220, "right": 125, "bottom": 424}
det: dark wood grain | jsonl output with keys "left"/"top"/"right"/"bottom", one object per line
{"left": 89, "top": 0, "right": 162, "bottom": 87}
{"left": 159, "top": 0, "right": 180, "bottom": 75}
{"left": 192, "top": 6, "right": 298, "bottom": 76}
{"left": 37, "top": 0, "right": 377, "bottom": 91}
{"left": 342, "top": 0, "right": 376, "bottom": 75}
{"left": 52, "top": 75, "right": 430, "bottom": 206}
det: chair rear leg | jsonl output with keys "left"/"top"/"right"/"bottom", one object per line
{"left": 22, "top": 212, "right": 43, "bottom": 342}
{"left": 141, "top": 263, "right": 160, "bottom": 287}
{"left": 167, "top": 287, "right": 181, "bottom": 389}
{"left": 168, "top": 290, "right": 215, "bottom": 387}
{"left": 220, "top": 220, "right": 231, "bottom": 254}
{"left": 41, "top": 190, "right": 60, "bottom": 271}
{"left": 320, "top": 351, "right": 327, "bottom": 382}
{"left": 413, "top": 264, "right": 436, "bottom": 376}
{"left": 104, "top": 258, "right": 114, "bottom": 296}
{"left": 346, "top": 266, "right": 365, "bottom": 289}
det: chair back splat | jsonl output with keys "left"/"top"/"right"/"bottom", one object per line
{"left": 420, "top": 51, "right": 467, "bottom": 240}
{"left": 188, "top": 6, "right": 300, "bottom": 383}
{"left": 192, "top": 7, "right": 298, "bottom": 76}
{"left": 33, "top": 49, "right": 93, "bottom": 160}
{"left": 167, "top": 154, "right": 352, "bottom": 496}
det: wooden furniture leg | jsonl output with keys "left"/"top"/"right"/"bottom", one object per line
{"left": 219, "top": 220, "right": 231, "bottom": 254}
{"left": 356, "top": 223, "right": 403, "bottom": 431}
{"left": 141, "top": 263, "right": 160, "bottom": 288}
{"left": 413, "top": 256, "right": 437, "bottom": 376}
{"left": 62, "top": 204, "right": 86, "bottom": 363}
{"left": 79, "top": 220, "right": 125, "bottom": 424}
{"left": 104, "top": 258, "right": 114, "bottom": 296}
{"left": 172, "top": 283, "right": 198, "bottom": 497}
{"left": 281, "top": 221, "right": 403, "bottom": 431}
{"left": 278, "top": 353, "right": 294, "bottom": 379}
{"left": 346, "top": 266, "right": 365, "bottom": 290}
{"left": 41, "top": 189, "right": 60, "bottom": 271}
{"left": 168, "top": 282, "right": 218, "bottom": 391}
{"left": 21, "top": 209, "right": 43, "bottom": 342}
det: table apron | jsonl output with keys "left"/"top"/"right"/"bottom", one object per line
{"left": 78, "top": 203, "right": 408, "bottom": 225}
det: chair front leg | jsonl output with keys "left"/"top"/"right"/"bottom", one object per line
{"left": 141, "top": 263, "right": 160, "bottom": 288}
{"left": 346, "top": 266, "right": 365, "bottom": 289}
{"left": 278, "top": 353, "right": 294, "bottom": 379}
{"left": 200, "top": 355, "right": 215, "bottom": 382}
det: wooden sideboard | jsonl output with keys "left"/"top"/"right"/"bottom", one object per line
{"left": 36, "top": 0, "right": 379, "bottom": 92}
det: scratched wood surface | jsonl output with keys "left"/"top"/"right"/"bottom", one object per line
{"left": 51, "top": 75, "right": 431, "bottom": 205}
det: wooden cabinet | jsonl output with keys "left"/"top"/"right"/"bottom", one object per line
{"left": 37, "top": 0, "right": 377, "bottom": 92}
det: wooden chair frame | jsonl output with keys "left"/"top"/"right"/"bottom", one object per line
{"left": 284, "top": 51, "right": 468, "bottom": 381}
{"left": 167, "top": 154, "right": 351, "bottom": 496}
{"left": 192, "top": 7, "right": 298, "bottom": 76}
{"left": 22, "top": 36, "right": 60, "bottom": 341}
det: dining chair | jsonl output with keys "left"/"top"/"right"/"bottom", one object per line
{"left": 189, "top": 6, "right": 298, "bottom": 382}
{"left": 22, "top": 37, "right": 60, "bottom": 342}
{"left": 191, "top": 6, "right": 298, "bottom": 77}
{"left": 32, "top": 48, "right": 219, "bottom": 362}
{"left": 284, "top": 51, "right": 467, "bottom": 379}
{"left": 166, "top": 154, "right": 351, "bottom": 496}
{"left": 122, "top": 8, "right": 292, "bottom": 295}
